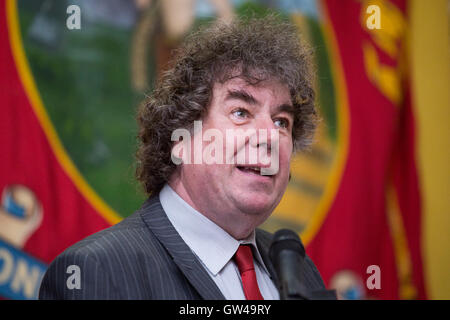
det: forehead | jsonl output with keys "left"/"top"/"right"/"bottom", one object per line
{"left": 211, "top": 77, "right": 292, "bottom": 106}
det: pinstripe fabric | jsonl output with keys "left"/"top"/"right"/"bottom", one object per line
{"left": 38, "top": 195, "right": 335, "bottom": 300}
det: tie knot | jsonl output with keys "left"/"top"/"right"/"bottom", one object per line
{"left": 234, "top": 245, "right": 255, "bottom": 273}
{"left": 233, "top": 244, "right": 264, "bottom": 300}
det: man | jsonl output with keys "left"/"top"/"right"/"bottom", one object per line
{"left": 39, "top": 15, "right": 335, "bottom": 300}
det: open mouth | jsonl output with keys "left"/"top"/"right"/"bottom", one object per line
{"left": 237, "top": 166, "right": 263, "bottom": 175}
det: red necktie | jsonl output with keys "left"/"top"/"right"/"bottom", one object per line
{"left": 234, "top": 245, "right": 264, "bottom": 300}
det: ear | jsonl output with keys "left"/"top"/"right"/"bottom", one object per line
{"left": 171, "top": 140, "right": 184, "bottom": 165}
{"left": 170, "top": 128, "right": 192, "bottom": 165}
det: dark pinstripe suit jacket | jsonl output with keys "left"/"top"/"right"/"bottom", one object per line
{"left": 39, "top": 195, "right": 335, "bottom": 300}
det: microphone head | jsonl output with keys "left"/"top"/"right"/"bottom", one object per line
{"left": 269, "top": 229, "right": 305, "bottom": 261}
{"left": 269, "top": 229, "right": 309, "bottom": 300}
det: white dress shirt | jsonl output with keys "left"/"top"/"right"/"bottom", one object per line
{"left": 159, "top": 184, "right": 280, "bottom": 300}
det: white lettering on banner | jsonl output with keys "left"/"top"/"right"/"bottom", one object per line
{"left": 0, "top": 247, "right": 45, "bottom": 299}
{"left": 10, "top": 260, "right": 42, "bottom": 299}
{"left": 0, "top": 248, "right": 14, "bottom": 283}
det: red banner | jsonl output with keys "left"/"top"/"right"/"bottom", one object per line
{"left": 306, "top": 0, "right": 426, "bottom": 299}
{"left": 0, "top": 1, "right": 112, "bottom": 299}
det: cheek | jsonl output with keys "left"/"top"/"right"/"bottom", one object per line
{"left": 181, "top": 164, "right": 219, "bottom": 197}
{"left": 276, "top": 142, "right": 293, "bottom": 182}
{"left": 279, "top": 139, "right": 293, "bottom": 166}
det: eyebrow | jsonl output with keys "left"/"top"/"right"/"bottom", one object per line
{"left": 225, "top": 89, "right": 258, "bottom": 105}
{"left": 225, "top": 89, "right": 295, "bottom": 117}
{"left": 275, "top": 103, "right": 295, "bottom": 117}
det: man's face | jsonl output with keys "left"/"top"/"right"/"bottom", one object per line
{"left": 170, "top": 77, "right": 294, "bottom": 239}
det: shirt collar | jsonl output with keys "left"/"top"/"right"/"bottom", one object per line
{"left": 159, "top": 184, "right": 270, "bottom": 276}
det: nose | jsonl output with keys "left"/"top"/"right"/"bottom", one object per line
{"left": 250, "top": 115, "right": 276, "bottom": 151}
{"left": 247, "top": 115, "right": 280, "bottom": 172}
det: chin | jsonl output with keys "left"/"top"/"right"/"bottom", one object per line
{"left": 234, "top": 192, "right": 279, "bottom": 216}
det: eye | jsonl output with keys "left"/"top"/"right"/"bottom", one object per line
{"left": 231, "top": 108, "right": 250, "bottom": 119}
{"left": 273, "top": 118, "right": 290, "bottom": 129}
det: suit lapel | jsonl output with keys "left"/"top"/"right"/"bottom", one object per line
{"left": 255, "top": 229, "right": 280, "bottom": 289}
{"left": 255, "top": 229, "right": 337, "bottom": 300}
{"left": 139, "top": 196, "right": 225, "bottom": 300}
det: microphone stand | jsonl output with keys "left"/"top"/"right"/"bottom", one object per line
{"left": 276, "top": 249, "right": 310, "bottom": 300}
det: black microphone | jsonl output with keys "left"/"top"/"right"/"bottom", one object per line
{"left": 269, "top": 229, "right": 310, "bottom": 300}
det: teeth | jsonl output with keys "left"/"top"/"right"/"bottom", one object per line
{"left": 237, "top": 166, "right": 261, "bottom": 172}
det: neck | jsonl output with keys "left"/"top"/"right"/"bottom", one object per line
{"left": 167, "top": 177, "right": 256, "bottom": 240}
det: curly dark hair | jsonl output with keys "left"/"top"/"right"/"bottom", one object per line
{"left": 136, "top": 14, "right": 317, "bottom": 195}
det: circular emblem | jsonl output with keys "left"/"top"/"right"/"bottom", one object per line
{"left": 330, "top": 270, "right": 366, "bottom": 300}
{"left": 0, "top": 185, "right": 43, "bottom": 248}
